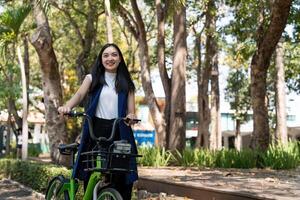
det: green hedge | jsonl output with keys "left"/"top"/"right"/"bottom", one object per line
{"left": 0, "top": 159, "right": 69, "bottom": 193}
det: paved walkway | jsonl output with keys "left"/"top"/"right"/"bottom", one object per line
{"left": 0, "top": 179, "right": 44, "bottom": 200}
{"left": 138, "top": 167, "right": 300, "bottom": 200}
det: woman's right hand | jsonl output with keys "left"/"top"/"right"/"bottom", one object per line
{"left": 57, "top": 106, "right": 71, "bottom": 115}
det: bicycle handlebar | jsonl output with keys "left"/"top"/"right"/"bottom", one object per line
{"left": 63, "top": 111, "right": 140, "bottom": 143}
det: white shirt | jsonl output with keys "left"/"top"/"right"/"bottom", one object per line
{"left": 87, "top": 72, "right": 118, "bottom": 119}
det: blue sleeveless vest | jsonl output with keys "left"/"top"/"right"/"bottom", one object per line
{"left": 72, "top": 86, "right": 138, "bottom": 184}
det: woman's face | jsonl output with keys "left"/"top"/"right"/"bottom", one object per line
{"left": 101, "top": 46, "right": 120, "bottom": 73}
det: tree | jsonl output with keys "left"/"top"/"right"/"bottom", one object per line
{"left": 225, "top": 69, "right": 251, "bottom": 151}
{"left": 117, "top": 0, "right": 166, "bottom": 147}
{"left": 168, "top": 2, "right": 187, "bottom": 151}
{"left": 30, "top": 0, "right": 68, "bottom": 165}
{"left": 117, "top": 0, "right": 188, "bottom": 150}
{"left": 155, "top": 0, "right": 169, "bottom": 147}
{"left": 0, "top": 4, "right": 31, "bottom": 159}
{"left": 250, "top": 0, "right": 292, "bottom": 150}
{"left": 105, "top": 0, "right": 113, "bottom": 43}
{"left": 274, "top": 39, "right": 288, "bottom": 144}
{"left": 205, "top": 0, "right": 221, "bottom": 150}
{"left": 49, "top": 0, "right": 105, "bottom": 83}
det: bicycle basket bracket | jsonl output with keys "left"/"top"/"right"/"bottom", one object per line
{"left": 112, "top": 140, "right": 131, "bottom": 154}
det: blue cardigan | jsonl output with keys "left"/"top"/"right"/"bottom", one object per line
{"left": 72, "top": 86, "right": 138, "bottom": 184}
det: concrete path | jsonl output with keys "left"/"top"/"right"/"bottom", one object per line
{"left": 0, "top": 179, "right": 44, "bottom": 200}
{"left": 138, "top": 167, "right": 300, "bottom": 200}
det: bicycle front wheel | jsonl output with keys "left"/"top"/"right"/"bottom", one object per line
{"left": 45, "top": 176, "right": 70, "bottom": 200}
{"left": 97, "top": 187, "right": 123, "bottom": 200}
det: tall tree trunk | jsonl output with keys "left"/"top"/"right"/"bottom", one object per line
{"left": 30, "top": 0, "right": 68, "bottom": 165}
{"left": 168, "top": 4, "right": 187, "bottom": 151}
{"left": 194, "top": 30, "right": 203, "bottom": 147}
{"left": 275, "top": 39, "right": 288, "bottom": 144}
{"left": 17, "top": 47, "right": 28, "bottom": 160}
{"left": 23, "top": 36, "right": 30, "bottom": 108}
{"left": 198, "top": 57, "right": 210, "bottom": 148}
{"left": 235, "top": 119, "right": 242, "bottom": 151}
{"left": 204, "top": 0, "right": 218, "bottom": 149}
{"left": 105, "top": 0, "right": 113, "bottom": 43}
{"left": 155, "top": 0, "right": 170, "bottom": 147}
{"left": 211, "top": 66, "right": 221, "bottom": 150}
{"left": 193, "top": 28, "right": 210, "bottom": 148}
{"left": 250, "top": 0, "right": 292, "bottom": 150}
{"left": 127, "top": 0, "right": 166, "bottom": 147}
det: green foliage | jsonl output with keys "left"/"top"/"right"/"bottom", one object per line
{"left": 138, "top": 146, "right": 172, "bottom": 167}
{"left": 194, "top": 148, "right": 216, "bottom": 168}
{"left": 284, "top": 42, "right": 300, "bottom": 94}
{"left": 224, "top": 0, "right": 270, "bottom": 42}
{"left": 215, "top": 148, "right": 257, "bottom": 168}
{"left": 173, "top": 148, "right": 197, "bottom": 167}
{"left": 225, "top": 68, "right": 251, "bottom": 122}
{"left": 0, "top": 4, "right": 31, "bottom": 41}
{"left": 138, "top": 142, "right": 300, "bottom": 169}
{"left": 0, "top": 159, "right": 70, "bottom": 193}
{"left": 262, "top": 141, "right": 300, "bottom": 170}
{"left": 28, "top": 143, "right": 42, "bottom": 157}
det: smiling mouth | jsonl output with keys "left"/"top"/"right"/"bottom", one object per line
{"left": 105, "top": 63, "right": 115, "bottom": 67}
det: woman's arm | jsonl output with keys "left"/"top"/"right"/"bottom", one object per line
{"left": 58, "top": 75, "right": 92, "bottom": 114}
{"left": 125, "top": 91, "right": 136, "bottom": 125}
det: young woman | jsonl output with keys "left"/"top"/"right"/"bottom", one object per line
{"left": 58, "top": 43, "right": 138, "bottom": 200}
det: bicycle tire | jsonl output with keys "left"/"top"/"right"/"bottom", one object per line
{"left": 45, "top": 176, "right": 70, "bottom": 200}
{"left": 97, "top": 187, "right": 123, "bottom": 200}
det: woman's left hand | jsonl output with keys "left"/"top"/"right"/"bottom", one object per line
{"left": 124, "top": 113, "right": 137, "bottom": 126}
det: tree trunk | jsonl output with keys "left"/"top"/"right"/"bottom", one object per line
{"left": 17, "top": 47, "right": 28, "bottom": 160}
{"left": 76, "top": 4, "right": 98, "bottom": 82}
{"left": 129, "top": 0, "right": 166, "bottom": 147}
{"left": 204, "top": 0, "right": 219, "bottom": 149}
{"left": 275, "top": 39, "right": 288, "bottom": 144}
{"left": 235, "top": 119, "right": 242, "bottom": 151}
{"left": 155, "top": 0, "right": 170, "bottom": 147}
{"left": 5, "top": 107, "right": 11, "bottom": 157}
{"left": 105, "top": 0, "right": 113, "bottom": 43}
{"left": 194, "top": 31, "right": 203, "bottom": 147}
{"left": 194, "top": 28, "right": 210, "bottom": 148}
{"left": 23, "top": 36, "right": 30, "bottom": 108}
{"left": 250, "top": 0, "right": 292, "bottom": 151}
{"left": 168, "top": 4, "right": 187, "bottom": 151}
{"left": 30, "top": 0, "right": 68, "bottom": 165}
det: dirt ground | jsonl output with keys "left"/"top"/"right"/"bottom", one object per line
{"left": 138, "top": 166, "right": 300, "bottom": 200}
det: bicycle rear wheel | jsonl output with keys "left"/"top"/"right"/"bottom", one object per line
{"left": 45, "top": 176, "right": 70, "bottom": 200}
{"left": 97, "top": 187, "right": 123, "bottom": 200}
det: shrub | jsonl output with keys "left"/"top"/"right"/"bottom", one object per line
{"left": 0, "top": 159, "right": 69, "bottom": 193}
{"left": 138, "top": 147, "right": 172, "bottom": 167}
{"left": 261, "top": 141, "right": 300, "bottom": 169}
{"left": 194, "top": 148, "right": 216, "bottom": 168}
{"left": 173, "top": 148, "right": 197, "bottom": 167}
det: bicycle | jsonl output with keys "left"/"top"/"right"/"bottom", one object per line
{"left": 45, "top": 111, "right": 141, "bottom": 200}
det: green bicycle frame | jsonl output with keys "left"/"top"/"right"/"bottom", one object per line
{"left": 67, "top": 154, "right": 103, "bottom": 200}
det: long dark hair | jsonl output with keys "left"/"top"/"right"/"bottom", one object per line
{"left": 89, "top": 43, "right": 135, "bottom": 94}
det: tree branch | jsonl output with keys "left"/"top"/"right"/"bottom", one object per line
{"left": 117, "top": 4, "right": 139, "bottom": 40}
{"left": 70, "top": 1, "right": 88, "bottom": 17}
{"left": 49, "top": 1, "right": 84, "bottom": 46}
